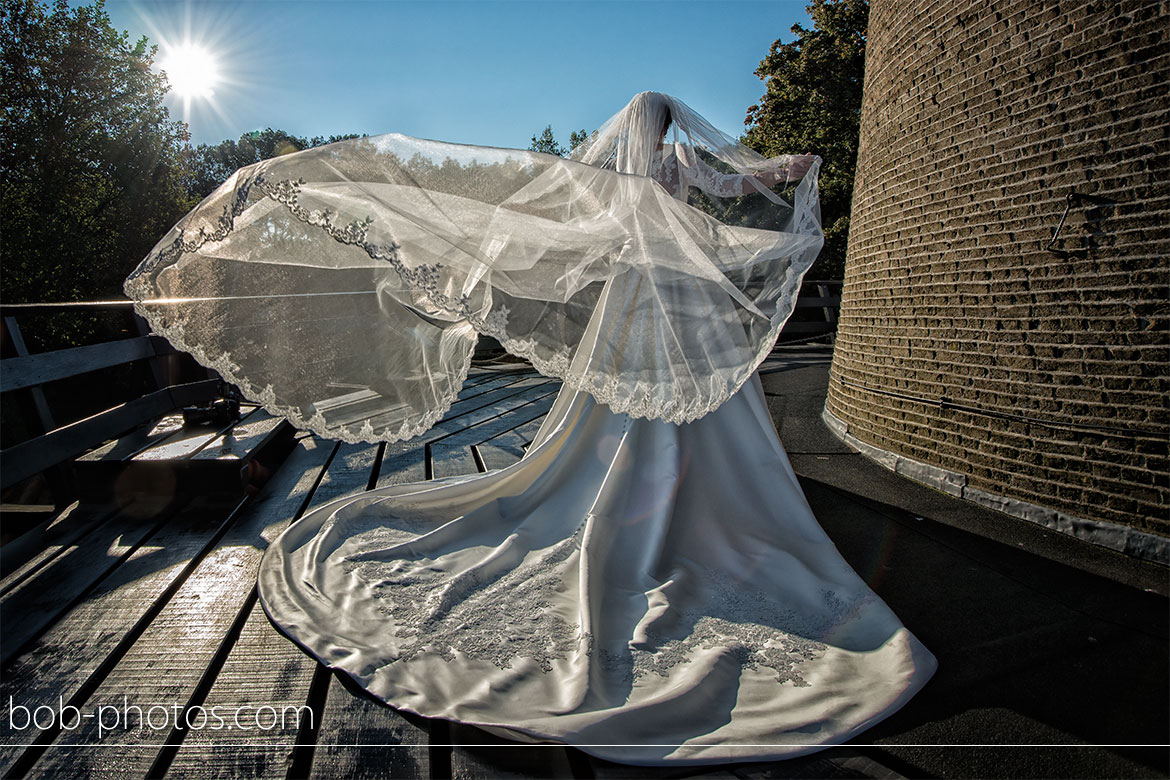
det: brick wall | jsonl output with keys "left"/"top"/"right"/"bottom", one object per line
{"left": 827, "top": 0, "right": 1169, "bottom": 539}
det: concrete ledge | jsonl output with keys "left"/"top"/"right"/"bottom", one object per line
{"left": 822, "top": 405, "right": 1170, "bottom": 566}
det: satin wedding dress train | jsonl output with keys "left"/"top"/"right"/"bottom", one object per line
{"left": 257, "top": 374, "right": 935, "bottom": 764}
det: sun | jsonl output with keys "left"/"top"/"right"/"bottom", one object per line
{"left": 160, "top": 43, "right": 220, "bottom": 100}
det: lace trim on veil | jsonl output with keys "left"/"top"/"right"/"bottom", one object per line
{"left": 249, "top": 176, "right": 811, "bottom": 426}
{"left": 127, "top": 166, "right": 818, "bottom": 442}
{"left": 125, "top": 171, "right": 472, "bottom": 445}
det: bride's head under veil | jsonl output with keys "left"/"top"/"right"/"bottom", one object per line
{"left": 573, "top": 91, "right": 815, "bottom": 229}
{"left": 125, "top": 90, "right": 824, "bottom": 442}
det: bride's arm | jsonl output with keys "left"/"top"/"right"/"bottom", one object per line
{"left": 685, "top": 154, "right": 816, "bottom": 196}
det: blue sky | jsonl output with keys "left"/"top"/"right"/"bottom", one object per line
{"left": 103, "top": 0, "right": 813, "bottom": 149}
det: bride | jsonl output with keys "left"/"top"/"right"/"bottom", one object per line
{"left": 126, "top": 92, "right": 935, "bottom": 764}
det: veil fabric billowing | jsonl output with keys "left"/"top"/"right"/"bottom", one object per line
{"left": 125, "top": 92, "right": 822, "bottom": 442}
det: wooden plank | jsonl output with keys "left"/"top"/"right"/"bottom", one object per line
{"left": 0, "top": 501, "right": 114, "bottom": 595}
{"left": 449, "top": 723, "right": 577, "bottom": 779}
{"left": 375, "top": 441, "right": 428, "bottom": 488}
{"left": 440, "top": 375, "right": 551, "bottom": 423}
{"left": 437, "top": 391, "right": 558, "bottom": 451}
{"left": 130, "top": 442, "right": 381, "bottom": 779}
{"left": 471, "top": 389, "right": 562, "bottom": 471}
{"left": 19, "top": 439, "right": 338, "bottom": 778}
{"left": 0, "top": 300, "right": 135, "bottom": 315}
{"left": 75, "top": 413, "right": 186, "bottom": 464}
{"left": 159, "top": 599, "right": 318, "bottom": 780}
{"left": 0, "top": 497, "right": 238, "bottom": 774}
{"left": 133, "top": 406, "right": 261, "bottom": 462}
{"left": 0, "top": 379, "right": 221, "bottom": 490}
{"left": 305, "top": 677, "right": 433, "bottom": 780}
{"left": 510, "top": 408, "right": 557, "bottom": 450}
{"left": 450, "top": 370, "right": 540, "bottom": 407}
{"left": 429, "top": 443, "right": 482, "bottom": 480}
{"left": 0, "top": 496, "right": 179, "bottom": 664}
{"left": 165, "top": 439, "right": 431, "bottom": 779}
{"left": 475, "top": 441, "right": 525, "bottom": 472}
{"left": 133, "top": 311, "right": 169, "bottom": 390}
{"left": 191, "top": 413, "right": 290, "bottom": 464}
{"left": 437, "top": 380, "right": 557, "bottom": 439}
{"left": 429, "top": 389, "right": 558, "bottom": 479}
{"left": 0, "top": 336, "right": 156, "bottom": 393}
{"left": 0, "top": 441, "right": 331, "bottom": 777}
{"left": 153, "top": 438, "right": 341, "bottom": 780}
{"left": 460, "top": 365, "right": 532, "bottom": 391}
{"left": 377, "top": 376, "right": 553, "bottom": 484}
{"left": 74, "top": 408, "right": 289, "bottom": 502}
{"left": 74, "top": 409, "right": 291, "bottom": 500}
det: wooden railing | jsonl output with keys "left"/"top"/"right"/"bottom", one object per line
{"left": 779, "top": 279, "right": 842, "bottom": 342}
{"left": 3, "top": 303, "right": 202, "bottom": 496}
{"left": 1, "top": 301, "right": 300, "bottom": 577}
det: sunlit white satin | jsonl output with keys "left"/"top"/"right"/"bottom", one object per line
{"left": 258, "top": 377, "right": 936, "bottom": 764}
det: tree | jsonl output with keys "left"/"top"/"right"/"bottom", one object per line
{"left": 187, "top": 129, "right": 364, "bottom": 200}
{"left": 1, "top": 0, "right": 194, "bottom": 313}
{"left": 529, "top": 125, "right": 588, "bottom": 158}
{"left": 743, "top": 0, "right": 868, "bottom": 279}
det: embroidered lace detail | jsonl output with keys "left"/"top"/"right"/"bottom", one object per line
{"left": 596, "top": 575, "right": 866, "bottom": 687}
{"left": 125, "top": 174, "right": 257, "bottom": 292}
{"left": 341, "top": 517, "right": 861, "bottom": 686}
{"left": 129, "top": 165, "right": 814, "bottom": 440}
{"left": 650, "top": 151, "right": 683, "bottom": 198}
{"left": 345, "top": 525, "right": 588, "bottom": 672}
{"left": 253, "top": 175, "right": 798, "bottom": 425}
{"left": 680, "top": 153, "right": 747, "bottom": 199}
{"left": 125, "top": 172, "right": 473, "bottom": 445}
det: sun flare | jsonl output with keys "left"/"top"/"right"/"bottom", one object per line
{"left": 160, "top": 43, "right": 220, "bottom": 100}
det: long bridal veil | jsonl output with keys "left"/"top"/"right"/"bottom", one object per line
{"left": 125, "top": 92, "right": 935, "bottom": 765}
{"left": 125, "top": 93, "right": 821, "bottom": 440}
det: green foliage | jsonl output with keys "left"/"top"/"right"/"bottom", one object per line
{"left": 529, "top": 125, "right": 588, "bottom": 158}
{"left": 187, "top": 129, "right": 364, "bottom": 200}
{"left": 743, "top": 0, "right": 868, "bottom": 279}
{"left": 1, "top": 0, "right": 194, "bottom": 317}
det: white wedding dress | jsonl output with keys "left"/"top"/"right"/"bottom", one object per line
{"left": 127, "top": 93, "right": 936, "bottom": 764}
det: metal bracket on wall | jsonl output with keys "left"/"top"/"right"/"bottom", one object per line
{"left": 1045, "top": 190, "right": 1118, "bottom": 257}
{"left": 1045, "top": 192, "right": 1078, "bottom": 254}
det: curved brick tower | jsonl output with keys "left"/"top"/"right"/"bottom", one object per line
{"left": 825, "top": 0, "right": 1168, "bottom": 561}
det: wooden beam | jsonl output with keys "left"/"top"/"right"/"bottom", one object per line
{"left": 2, "top": 316, "right": 55, "bottom": 430}
{"left": 0, "top": 380, "right": 221, "bottom": 490}
{"left": 0, "top": 336, "right": 157, "bottom": 393}
{"left": 794, "top": 295, "right": 842, "bottom": 308}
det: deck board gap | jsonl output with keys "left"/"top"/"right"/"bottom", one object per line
{"left": 428, "top": 719, "right": 453, "bottom": 780}
{"left": 0, "top": 505, "right": 116, "bottom": 598}
{"left": 144, "top": 587, "right": 261, "bottom": 779}
{"left": 1, "top": 499, "right": 191, "bottom": 665}
{"left": 470, "top": 444, "right": 487, "bottom": 473}
{"left": 286, "top": 664, "right": 332, "bottom": 780}
{"left": 366, "top": 442, "right": 387, "bottom": 491}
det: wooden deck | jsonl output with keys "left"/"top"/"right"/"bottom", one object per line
{"left": 0, "top": 348, "right": 906, "bottom": 780}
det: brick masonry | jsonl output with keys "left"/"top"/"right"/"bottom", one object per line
{"left": 826, "top": 0, "right": 1169, "bottom": 542}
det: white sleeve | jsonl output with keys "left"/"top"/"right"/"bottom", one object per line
{"left": 680, "top": 154, "right": 748, "bottom": 198}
